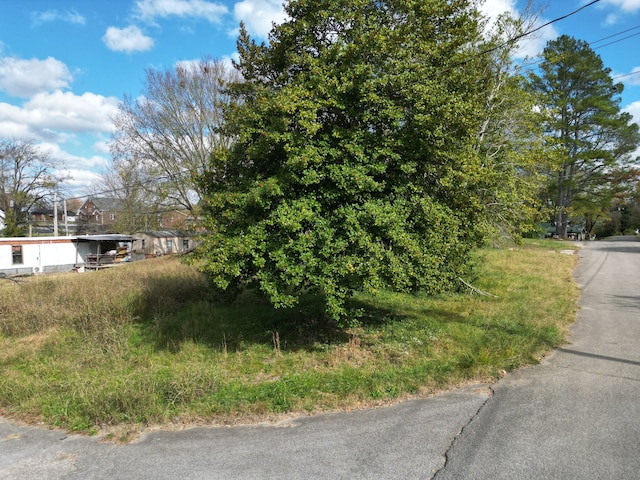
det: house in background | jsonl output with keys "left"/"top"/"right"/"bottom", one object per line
{"left": 132, "top": 231, "right": 195, "bottom": 258}
{"left": 30, "top": 207, "right": 60, "bottom": 223}
{"left": 157, "top": 209, "right": 193, "bottom": 230}
{"left": 78, "top": 197, "right": 124, "bottom": 226}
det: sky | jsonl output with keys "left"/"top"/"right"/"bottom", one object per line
{"left": 1, "top": 0, "right": 640, "bottom": 198}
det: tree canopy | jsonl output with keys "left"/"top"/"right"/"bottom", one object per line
{"left": 0, "top": 138, "right": 63, "bottom": 237}
{"left": 473, "top": 6, "right": 551, "bottom": 241}
{"left": 111, "top": 57, "right": 239, "bottom": 215}
{"left": 528, "top": 35, "right": 640, "bottom": 239}
{"left": 195, "top": 0, "right": 521, "bottom": 323}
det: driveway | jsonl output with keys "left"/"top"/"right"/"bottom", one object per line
{"left": 2, "top": 239, "right": 639, "bottom": 479}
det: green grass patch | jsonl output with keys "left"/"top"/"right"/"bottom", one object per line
{"left": 0, "top": 241, "right": 579, "bottom": 436}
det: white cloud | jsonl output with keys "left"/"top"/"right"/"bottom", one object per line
{"left": 40, "top": 142, "right": 110, "bottom": 171}
{"left": 516, "top": 22, "right": 558, "bottom": 59}
{"left": 604, "top": 13, "right": 620, "bottom": 25}
{"left": 26, "top": 91, "right": 119, "bottom": 132}
{"left": 93, "top": 139, "right": 112, "bottom": 154}
{"left": 619, "top": 67, "right": 640, "bottom": 86}
{"left": 601, "top": 0, "right": 640, "bottom": 13}
{"left": 103, "top": 26, "right": 154, "bottom": 53}
{"left": 57, "top": 167, "right": 104, "bottom": 194}
{"left": 31, "top": 9, "right": 86, "bottom": 26}
{"left": 478, "top": 0, "right": 557, "bottom": 59}
{"left": 0, "top": 90, "right": 119, "bottom": 140}
{"left": 222, "top": 52, "right": 240, "bottom": 71}
{"left": 478, "top": 0, "right": 518, "bottom": 19}
{"left": 37, "top": 143, "right": 111, "bottom": 195}
{"left": 233, "top": 0, "right": 288, "bottom": 38}
{"left": 135, "top": 0, "right": 228, "bottom": 23}
{"left": 175, "top": 58, "right": 202, "bottom": 72}
{"left": 0, "top": 56, "right": 72, "bottom": 97}
{"left": 0, "top": 114, "right": 33, "bottom": 138}
{"left": 624, "top": 100, "right": 640, "bottom": 124}
{"left": 38, "top": 142, "right": 109, "bottom": 169}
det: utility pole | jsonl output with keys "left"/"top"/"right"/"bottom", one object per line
{"left": 53, "top": 192, "right": 58, "bottom": 236}
{"left": 63, "top": 199, "right": 69, "bottom": 236}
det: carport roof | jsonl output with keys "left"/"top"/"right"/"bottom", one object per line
{"left": 75, "top": 235, "right": 133, "bottom": 242}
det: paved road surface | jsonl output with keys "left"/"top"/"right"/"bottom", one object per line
{"left": 435, "top": 238, "right": 640, "bottom": 479}
{"left": 1, "top": 239, "right": 639, "bottom": 479}
{"left": 0, "top": 386, "right": 490, "bottom": 479}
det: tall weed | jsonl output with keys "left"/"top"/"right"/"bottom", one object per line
{"left": 0, "top": 257, "right": 210, "bottom": 336}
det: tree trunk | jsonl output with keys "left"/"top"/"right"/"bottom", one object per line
{"left": 556, "top": 167, "right": 568, "bottom": 239}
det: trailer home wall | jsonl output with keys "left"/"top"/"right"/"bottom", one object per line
{"left": 0, "top": 237, "right": 89, "bottom": 276}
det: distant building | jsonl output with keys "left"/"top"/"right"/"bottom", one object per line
{"left": 132, "top": 231, "right": 195, "bottom": 257}
{"left": 78, "top": 197, "right": 124, "bottom": 226}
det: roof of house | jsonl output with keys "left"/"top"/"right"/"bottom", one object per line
{"left": 86, "top": 197, "right": 124, "bottom": 212}
{"left": 30, "top": 208, "right": 54, "bottom": 215}
{"left": 0, "top": 234, "right": 133, "bottom": 244}
{"left": 136, "top": 230, "right": 189, "bottom": 238}
{"left": 76, "top": 234, "right": 133, "bottom": 242}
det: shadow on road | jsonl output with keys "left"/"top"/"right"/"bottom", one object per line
{"left": 556, "top": 348, "right": 640, "bottom": 367}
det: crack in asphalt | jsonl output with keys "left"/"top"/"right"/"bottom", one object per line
{"left": 430, "top": 386, "right": 495, "bottom": 479}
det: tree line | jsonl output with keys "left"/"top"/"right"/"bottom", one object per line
{"left": 2, "top": 0, "right": 639, "bottom": 322}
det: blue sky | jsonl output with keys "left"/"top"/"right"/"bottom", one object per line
{"left": 1, "top": 0, "right": 640, "bottom": 197}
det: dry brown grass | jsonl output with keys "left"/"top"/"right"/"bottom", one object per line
{"left": 0, "top": 256, "right": 210, "bottom": 336}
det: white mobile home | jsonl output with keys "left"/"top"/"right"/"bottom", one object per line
{"left": 0, "top": 236, "right": 85, "bottom": 275}
{"left": 0, "top": 235, "right": 133, "bottom": 276}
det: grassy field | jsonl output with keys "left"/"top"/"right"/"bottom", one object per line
{"left": 0, "top": 239, "right": 579, "bottom": 440}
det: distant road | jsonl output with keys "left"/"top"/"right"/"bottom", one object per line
{"left": 434, "top": 238, "right": 640, "bottom": 479}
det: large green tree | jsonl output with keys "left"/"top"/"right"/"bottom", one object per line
{"left": 474, "top": 6, "right": 552, "bottom": 242}
{"left": 529, "top": 35, "right": 640, "bottom": 239}
{"left": 197, "top": 0, "right": 505, "bottom": 323}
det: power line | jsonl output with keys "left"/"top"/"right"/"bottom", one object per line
{"left": 589, "top": 24, "right": 640, "bottom": 46}
{"left": 509, "top": 22, "right": 640, "bottom": 84}
{"left": 593, "top": 31, "right": 640, "bottom": 51}
{"left": 442, "top": 0, "right": 603, "bottom": 73}
{"left": 612, "top": 69, "right": 640, "bottom": 81}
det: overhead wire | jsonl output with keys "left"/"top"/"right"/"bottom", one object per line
{"left": 440, "top": 0, "right": 603, "bottom": 74}
{"left": 589, "top": 24, "right": 640, "bottom": 46}
{"left": 513, "top": 27, "right": 640, "bottom": 80}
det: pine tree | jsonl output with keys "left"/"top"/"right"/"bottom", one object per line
{"left": 529, "top": 35, "right": 639, "bottom": 239}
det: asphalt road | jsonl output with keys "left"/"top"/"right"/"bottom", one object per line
{"left": 435, "top": 238, "right": 640, "bottom": 479}
{"left": 1, "top": 239, "right": 639, "bottom": 479}
{"left": 0, "top": 386, "right": 491, "bottom": 479}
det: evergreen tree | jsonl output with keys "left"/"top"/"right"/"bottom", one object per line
{"left": 197, "top": 0, "right": 500, "bottom": 323}
{"left": 529, "top": 35, "right": 639, "bottom": 239}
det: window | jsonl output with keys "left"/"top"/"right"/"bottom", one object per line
{"left": 12, "top": 245, "right": 23, "bottom": 264}
{"left": 183, "top": 239, "right": 189, "bottom": 251}
{"left": 166, "top": 239, "right": 173, "bottom": 252}
{"left": 110, "top": 213, "right": 115, "bottom": 221}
